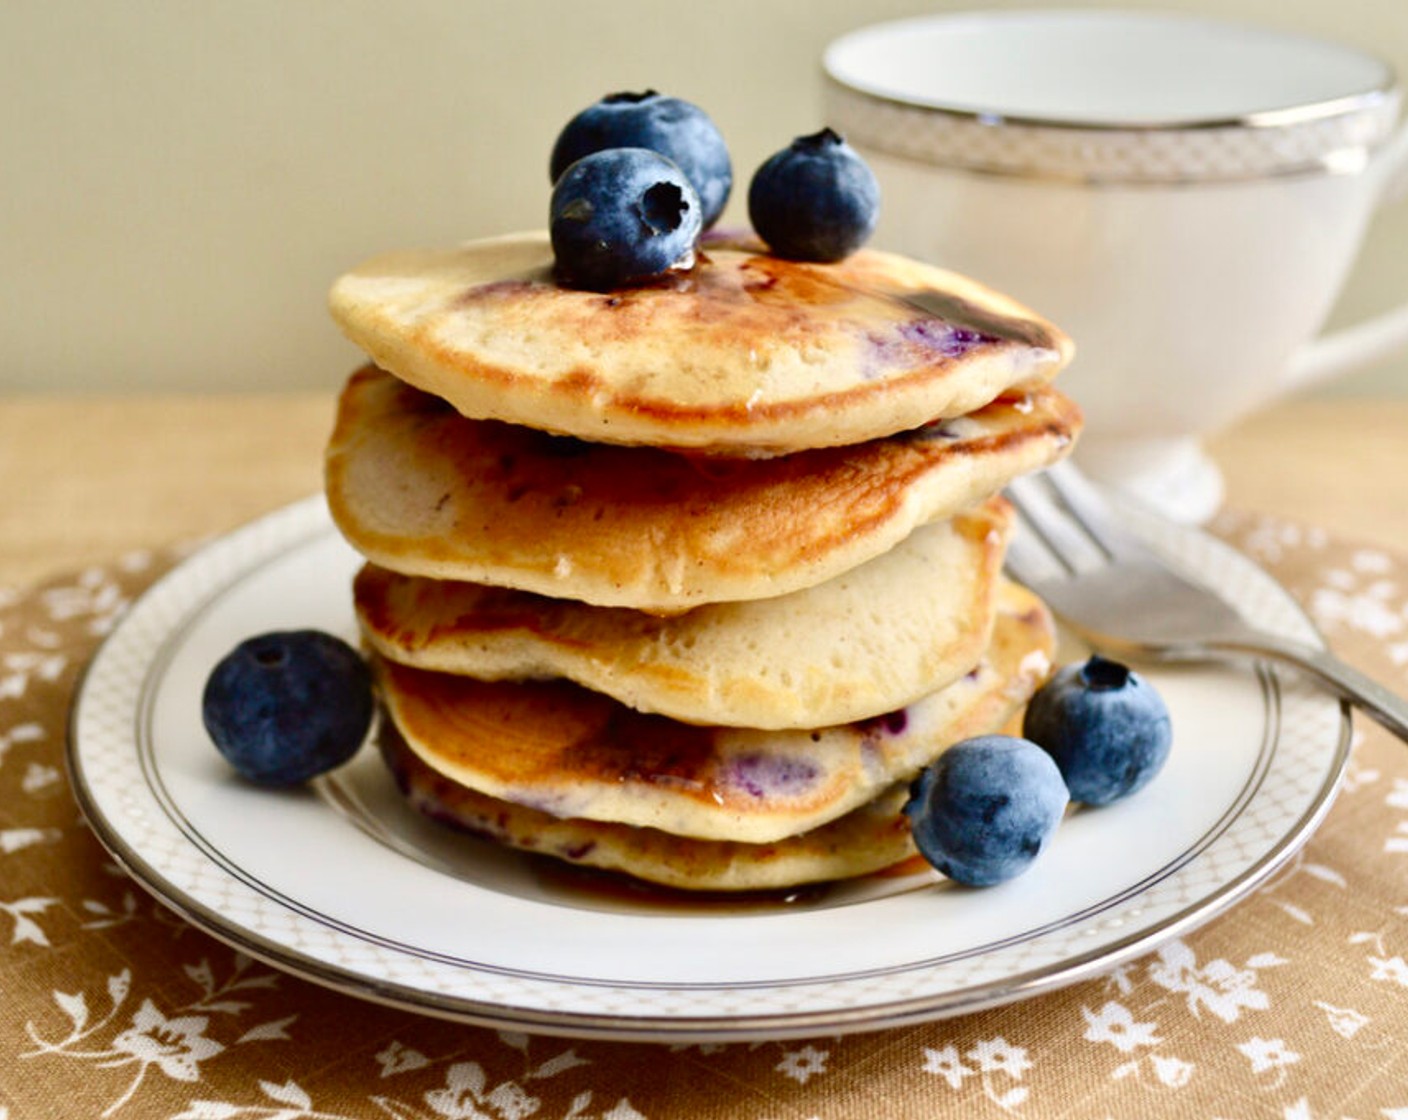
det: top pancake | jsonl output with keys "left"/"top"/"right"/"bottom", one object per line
{"left": 328, "top": 231, "right": 1073, "bottom": 455}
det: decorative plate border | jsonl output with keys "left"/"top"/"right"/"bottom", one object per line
{"left": 67, "top": 496, "right": 1352, "bottom": 1041}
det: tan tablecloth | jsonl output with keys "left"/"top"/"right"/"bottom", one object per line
{"left": 2, "top": 509, "right": 1406, "bottom": 1119}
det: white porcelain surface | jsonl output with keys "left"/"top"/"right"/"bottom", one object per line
{"left": 825, "top": 11, "right": 1408, "bottom": 523}
{"left": 68, "top": 497, "right": 1349, "bottom": 1041}
{"left": 825, "top": 11, "right": 1393, "bottom": 126}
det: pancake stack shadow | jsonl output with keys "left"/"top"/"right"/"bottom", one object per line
{"left": 322, "top": 231, "right": 1083, "bottom": 893}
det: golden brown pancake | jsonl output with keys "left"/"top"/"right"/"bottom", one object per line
{"left": 354, "top": 498, "right": 1011, "bottom": 730}
{"left": 380, "top": 724, "right": 919, "bottom": 893}
{"left": 325, "top": 366, "right": 1080, "bottom": 611}
{"left": 374, "top": 580, "right": 1055, "bottom": 845}
{"left": 327, "top": 231, "right": 1073, "bottom": 455}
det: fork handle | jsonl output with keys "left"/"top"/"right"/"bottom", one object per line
{"left": 1169, "top": 634, "right": 1408, "bottom": 742}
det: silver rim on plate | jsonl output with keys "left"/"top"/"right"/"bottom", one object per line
{"left": 67, "top": 496, "right": 1352, "bottom": 1041}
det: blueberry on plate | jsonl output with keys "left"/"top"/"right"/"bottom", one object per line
{"left": 1023, "top": 655, "right": 1173, "bottom": 806}
{"left": 747, "top": 128, "right": 880, "bottom": 262}
{"left": 904, "top": 735, "right": 1068, "bottom": 887}
{"left": 201, "top": 630, "right": 373, "bottom": 787}
{"left": 550, "top": 147, "right": 703, "bottom": 291}
{"left": 549, "top": 90, "right": 732, "bottom": 229}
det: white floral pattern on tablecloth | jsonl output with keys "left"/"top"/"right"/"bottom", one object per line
{"left": 1, "top": 514, "right": 1406, "bottom": 1119}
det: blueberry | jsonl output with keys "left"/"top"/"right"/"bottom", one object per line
{"left": 1023, "top": 655, "right": 1172, "bottom": 806}
{"left": 201, "top": 630, "right": 373, "bottom": 786}
{"left": 550, "top": 148, "right": 703, "bottom": 291}
{"left": 904, "top": 735, "right": 1068, "bottom": 887}
{"left": 549, "top": 90, "right": 732, "bottom": 229}
{"left": 747, "top": 128, "right": 880, "bottom": 262}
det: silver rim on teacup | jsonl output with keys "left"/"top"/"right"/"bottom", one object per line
{"left": 823, "top": 13, "right": 1402, "bottom": 185}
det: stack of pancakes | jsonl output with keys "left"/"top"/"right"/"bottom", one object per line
{"left": 324, "top": 231, "right": 1081, "bottom": 892}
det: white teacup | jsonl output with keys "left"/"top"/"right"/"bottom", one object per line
{"left": 824, "top": 10, "right": 1408, "bottom": 522}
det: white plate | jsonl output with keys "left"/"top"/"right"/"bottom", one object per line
{"left": 68, "top": 496, "right": 1350, "bottom": 1041}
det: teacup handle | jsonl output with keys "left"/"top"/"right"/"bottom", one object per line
{"left": 1285, "top": 121, "right": 1408, "bottom": 389}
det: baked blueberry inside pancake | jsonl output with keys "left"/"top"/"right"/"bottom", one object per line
{"left": 379, "top": 726, "right": 921, "bottom": 893}
{"left": 372, "top": 579, "right": 1054, "bottom": 846}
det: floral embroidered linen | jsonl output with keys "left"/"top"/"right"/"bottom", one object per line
{"left": 1, "top": 510, "right": 1405, "bottom": 1119}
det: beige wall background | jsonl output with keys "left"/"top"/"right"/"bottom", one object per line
{"left": 4, "top": 0, "right": 1408, "bottom": 397}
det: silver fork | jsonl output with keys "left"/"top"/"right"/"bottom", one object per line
{"left": 1004, "top": 462, "right": 1408, "bottom": 742}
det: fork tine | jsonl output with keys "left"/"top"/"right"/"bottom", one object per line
{"left": 1042, "top": 461, "right": 1149, "bottom": 562}
{"left": 1001, "top": 518, "right": 1058, "bottom": 586}
{"left": 1005, "top": 472, "right": 1109, "bottom": 576}
{"left": 1007, "top": 468, "right": 1408, "bottom": 741}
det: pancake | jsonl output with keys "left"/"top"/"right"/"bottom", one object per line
{"left": 374, "top": 579, "right": 1055, "bottom": 844}
{"left": 327, "top": 231, "right": 1073, "bottom": 455}
{"left": 381, "top": 724, "right": 919, "bottom": 892}
{"left": 325, "top": 366, "right": 1080, "bottom": 611}
{"left": 355, "top": 498, "right": 1011, "bottom": 730}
